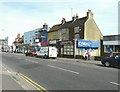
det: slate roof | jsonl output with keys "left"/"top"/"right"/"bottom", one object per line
{"left": 69, "top": 17, "right": 88, "bottom": 27}
{"left": 49, "top": 24, "right": 62, "bottom": 32}
{"left": 59, "top": 20, "right": 73, "bottom": 29}
{"left": 49, "top": 16, "right": 88, "bottom": 32}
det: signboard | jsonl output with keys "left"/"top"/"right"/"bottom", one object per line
{"left": 60, "top": 41, "right": 73, "bottom": 45}
{"left": 41, "top": 42, "right": 48, "bottom": 46}
{"left": 35, "top": 39, "right": 39, "bottom": 43}
{"left": 77, "top": 40, "right": 99, "bottom": 48}
{"left": 77, "top": 40, "right": 92, "bottom": 48}
{"left": 49, "top": 40, "right": 57, "bottom": 45}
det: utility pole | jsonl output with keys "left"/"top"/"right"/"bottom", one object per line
{"left": 71, "top": 8, "right": 73, "bottom": 17}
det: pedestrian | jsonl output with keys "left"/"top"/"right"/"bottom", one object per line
{"left": 84, "top": 51, "right": 88, "bottom": 61}
{"left": 109, "top": 48, "right": 113, "bottom": 57}
{"left": 87, "top": 49, "right": 91, "bottom": 60}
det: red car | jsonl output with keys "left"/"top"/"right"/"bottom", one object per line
{"left": 31, "top": 51, "right": 37, "bottom": 57}
{"left": 25, "top": 46, "right": 40, "bottom": 57}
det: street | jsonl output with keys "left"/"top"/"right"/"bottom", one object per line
{"left": 1, "top": 52, "right": 120, "bottom": 91}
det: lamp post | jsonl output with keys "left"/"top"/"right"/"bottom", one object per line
{"left": 73, "top": 39, "right": 77, "bottom": 58}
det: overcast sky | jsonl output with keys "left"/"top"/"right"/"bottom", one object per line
{"left": 0, "top": 0, "right": 119, "bottom": 45}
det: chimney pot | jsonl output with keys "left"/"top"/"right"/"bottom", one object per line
{"left": 87, "top": 9, "right": 93, "bottom": 18}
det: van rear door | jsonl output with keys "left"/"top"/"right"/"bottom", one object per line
{"left": 49, "top": 47, "right": 57, "bottom": 58}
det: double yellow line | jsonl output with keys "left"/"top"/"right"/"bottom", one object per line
{"left": 18, "top": 73, "right": 48, "bottom": 92}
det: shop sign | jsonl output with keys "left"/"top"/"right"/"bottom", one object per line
{"left": 60, "top": 41, "right": 73, "bottom": 45}
{"left": 35, "top": 39, "right": 39, "bottom": 43}
{"left": 77, "top": 40, "right": 100, "bottom": 48}
{"left": 41, "top": 42, "right": 48, "bottom": 46}
{"left": 77, "top": 40, "right": 92, "bottom": 48}
{"left": 49, "top": 40, "right": 56, "bottom": 45}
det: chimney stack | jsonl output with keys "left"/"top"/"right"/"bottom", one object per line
{"left": 87, "top": 9, "right": 93, "bottom": 18}
{"left": 72, "top": 15, "right": 75, "bottom": 21}
{"left": 61, "top": 18, "right": 66, "bottom": 24}
{"left": 76, "top": 13, "right": 78, "bottom": 19}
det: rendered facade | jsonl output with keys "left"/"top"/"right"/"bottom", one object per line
{"left": 48, "top": 10, "right": 103, "bottom": 59}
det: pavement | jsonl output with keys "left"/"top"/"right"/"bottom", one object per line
{"left": 6, "top": 52, "right": 102, "bottom": 65}
{"left": 1, "top": 65, "right": 23, "bottom": 91}
{"left": 57, "top": 57, "right": 101, "bottom": 65}
{"left": 0, "top": 64, "right": 37, "bottom": 91}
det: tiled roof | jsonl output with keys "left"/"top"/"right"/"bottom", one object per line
{"left": 49, "top": 24, "right": 62, "bottom": 32}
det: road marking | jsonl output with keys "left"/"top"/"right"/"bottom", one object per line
{"left": 110, "top": 82, "right": 120, "bottom": 86}
{"left": 18, "top": 73, "right": 48, "bottom": 92}
{"left": 25, "top": 59, "right": 38, "bottom": 63}
{"left": 7, "top": 70, "right": 11, "bottom": 73}
{"left": 48, "top": 65, "right": 79, "bottom": 74}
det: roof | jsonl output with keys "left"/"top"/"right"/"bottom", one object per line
{"left": 69, "top": 17, "right": 88, "bottom": 27}
{"left": 103, "top": 34, "right": 120, "bottom": 41}
{"left": 104, "top": 34, "right": 120, "bottom": 37}
{"left": 59, "top": 20, "right": 73, "bottom": 29}
{"left": 49, "top": 16, "right": 88, "bottom": 32}
{"left": 49, "top": 24, "right": 62, "bottom": 32}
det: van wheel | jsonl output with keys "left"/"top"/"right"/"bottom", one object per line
{"left": 53, "top": 57, "right": 56, "bottom": 59}
{"left": 44, "top": 55, "right": 47, "bottom": 59}
{"left": 104, "top": 62, "right": 110, "bottom": 67}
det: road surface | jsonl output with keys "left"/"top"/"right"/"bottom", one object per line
{"left": 1, "top": 52, "right": 119, "bottom": 91}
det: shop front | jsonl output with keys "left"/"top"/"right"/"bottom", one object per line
{"left": 59, "top": 40, "right": 74, "bottom": 58}
{"left": 76, "top": 40, "right": 100, "bottom": 59}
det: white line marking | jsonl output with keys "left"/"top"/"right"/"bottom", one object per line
{"left": 7, "top": 70, "right": 11, "bottom": 73}
{"left": 110, "top": 82, "right": 120, "bottom": 86}
{"left": 48, "top": 65, "right": 79, "bottom": 74}
{"left": 25, "top": 59, "right": 38, "bottom": 63}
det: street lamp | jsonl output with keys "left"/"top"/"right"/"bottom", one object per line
{"left": 73, "top": 39, "right": 77, "bottom": 58}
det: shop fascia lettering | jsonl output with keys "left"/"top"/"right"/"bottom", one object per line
{"left": 77, "top": 40, "right": 92, "bottom": 47}
{"left": 49, "top": 40, "right": 56, "bottom": 44}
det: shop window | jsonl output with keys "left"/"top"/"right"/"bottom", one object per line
{"left": 63, "top": 45, "right": 74, "bottom": 55}
{"left": 115, "top": 45, "right": 120, "bottom": 52}
{"left": 104, "top": 45, "right": 116, "bottom": 52}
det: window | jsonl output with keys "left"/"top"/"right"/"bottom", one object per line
{"left": 63, "top": 45, "right": 73, "bottom": 55}
{"left": 74, "top": 34, "right": 79, "bottom": 39}
{"left": 61, "top": 28, "right": 69, "bottom": 41}
{"left": 74, "top": 26, "right": 80, "bottom": 33}
{"left": 104, "top": 45, "right": 116, "bottom": 52}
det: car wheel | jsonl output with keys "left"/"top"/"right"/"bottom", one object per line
{"left": 104, "top": 62, "right": 110, "bottom": 67}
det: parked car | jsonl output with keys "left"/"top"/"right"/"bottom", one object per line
{"left": 25, "top": 50, "right": 37, "bottom": 57}
{"left": 101, "top": 54, "right": 120, "bottom": 67}
{"left": 25, "top": 46, "right": 40, "bottom": 57}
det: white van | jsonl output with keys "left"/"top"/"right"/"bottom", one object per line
{"left": 36, "top": 46, "right": 57, "bottom": 59}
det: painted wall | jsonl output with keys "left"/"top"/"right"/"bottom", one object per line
{"left": 24, "top": 30, "right": 36, "bottom": 44}
{"left": 38, "top": 30, "right": 48, "bottom": 42}
{"left": 84, "top": 10, "right": 103, "bottom": 56}
{"left": 48, "top": 30, "right": 60, "bottom": 40}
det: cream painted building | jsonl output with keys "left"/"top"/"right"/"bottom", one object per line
{"left": 48, "top": 9, "right": 103, "bottom": 59}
